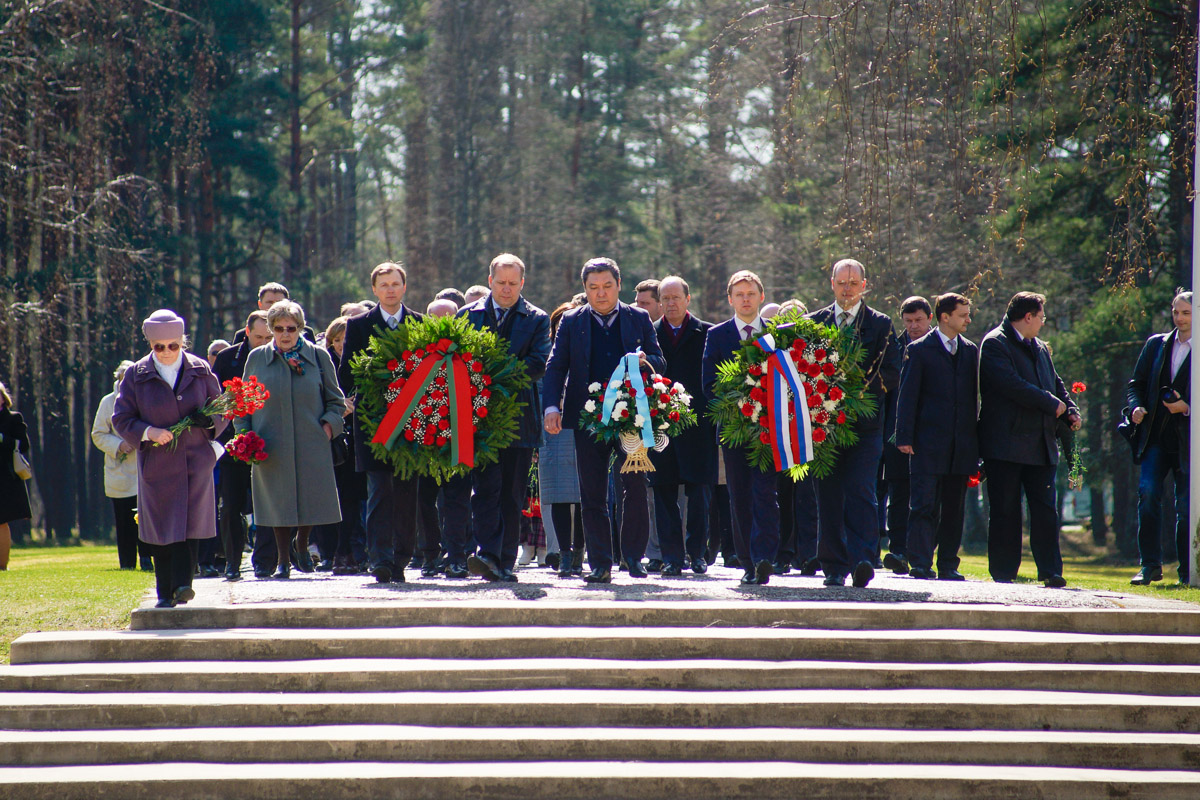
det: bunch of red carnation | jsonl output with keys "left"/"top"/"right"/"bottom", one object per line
{"left": 741, "top": 338, "right": 847, "bottom": 446}
{"left": 226, "top": 431, "right": 268, "bottom": 464}
{"left": 162, "top": 375, "right": 271, "bottom": 446}
{"left": 382, "top": 344, "right": 493, "bottom": 448}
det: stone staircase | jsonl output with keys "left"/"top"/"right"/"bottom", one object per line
{"left": 2, "top": 600, "right": 1200, "bottom": 798}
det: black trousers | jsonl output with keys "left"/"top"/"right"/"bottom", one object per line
{"left": 653, "top": 481, "right": 711, "bottom": 567}
{"left": 882, "top": 478, "right": 910, "bottom": 556}
{"left": 777, "top": 474, "right": 818, "bottom": 564}
{"left": 471, "top": 447, "right": 534, "bottom": 570}
{"left": 984, "top": 459, "right": 1062, "bottom": 581}
{"left": 147, "top": 539, "right": 196, "bottom": 601}
{"left": 574, "top": 430, "right": 649, "bottom": 571}
{"left": 365, "top": 470, "right": 419, "bottom": 571}
{"left": 414, "top": 477, "right": 443, "bottom": 562}
{"left": 112, "top": 495, "right": 146, "bottom": 569}
{"left": 707, "top": 484, "right": 733, "bottom": 562}
{"left": 552, "top": 503, "right": 584, "bottom": 556}
{"left": 218, "top": 459, "right": 251, "bottom": 570}
{"left": 907, "top": 473, "right": 966, "bottom": 572}
{"left": 817, "top": 432, "right": 883, "bottom": 578}
{"left": 722, "top": 447, "right": 780, "bottom": 567}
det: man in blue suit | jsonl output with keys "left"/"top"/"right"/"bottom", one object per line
{"left": 701, "top": 270, "right": 780, "bottom": 586}
{"left": 442, "top": 254, "right": 551, "bottom": 584}
{"left": 978, "top": 291, "right": 1079, "bottom": 587}
{"left": 806, "top": 258, "right": 902, "bottom": 588}
{"left": 895, "top": 293, "right": 978, "bottom": 580}
{"left": 543, "top": 258, "right": 666, "bottom": 583}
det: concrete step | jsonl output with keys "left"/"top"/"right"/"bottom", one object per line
{"left": 130, "top": 600, "right": 1200, "bottom": 636}
{"left": 3, "top": 657, "right": 1200, "bottom": 696}
{"left": 13, "top": 625, "right": 1200, "bottom": 666}
{"left": 3, "top": 688, "right": 1198, "bottom": 732}
{"left": 1, "top": 761, "right": 1198, "bottom": 799}
{"left": 2, "top": 726, "right": 1199, "bottom": 769}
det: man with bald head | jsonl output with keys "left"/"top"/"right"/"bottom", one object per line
{"left": 806, "top": 259, "right": 902, "bottom": 588}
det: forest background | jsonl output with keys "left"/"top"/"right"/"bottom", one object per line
{"left": 0, "top": 0, "right": 1194, "bottom": 561}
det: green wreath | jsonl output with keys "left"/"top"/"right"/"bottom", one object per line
{"left": 350, "top": 314, "right": 530, "bottom": 483}
{"left": 708, "top": 313, "right": 876, "bottom": 480}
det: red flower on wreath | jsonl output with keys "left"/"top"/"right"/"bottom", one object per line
{"left": 387, "top": 359, "right": 399, "bottom": 371}
{"left": 822, "top": 363, "right": 836, "bottom": 376}
{"left": 471, "top": 361, "right": 484, "bottom": 373}
{"left": 748, "top": 364, "right": 763, "bottom": 377}
{"left": 812, "top": 428, "right": 827, "bottom": 443}
{"left": 477, "top": 407, "right": 488, "bottom": 418}
{"left": 836, "top": 411, "right": 846, "bottom": 425}
{"left": 807, "top": 364, "right": 821, "bottom": 378}
{"left": 759, "top": 431, "right": 770, "bottom": 444}
{"left": 807, "top": 394, "right": 821, "bottom": 408}
{"left": 829, "top": 387, "right": 844, "bottom": 401}
{"left": 741, "top": 403, "right": 754, "bottom": 417}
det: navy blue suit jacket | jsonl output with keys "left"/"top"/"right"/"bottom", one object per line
{"left": 338, "top": 304, "right": 424, "bottom": 473}
{"left": 700, "top": 317, "right": 745, "bottom": 407}
{"left": 1126, "top": 329, "right": 1191, "bottom": 463}
{"left": 542, "top": 302, "right": 666, "bottom": 430}
{"left": 894, "top": 331, "right": 980, "bottom": 476}
{"left": 806, "top": 303, "right": 901, "bottom": 435}
{"left": 650, "top": 314, "right": 717, "bottom": 485}
{"left": 978, "top": 319, "right": 1076, "bottom": 466}
{"left": 458, "top": 294, "right": 551, "bottom": 448}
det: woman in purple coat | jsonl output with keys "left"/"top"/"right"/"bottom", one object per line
{"left": 113, "top": 310, "right": 228, "bottom": 608}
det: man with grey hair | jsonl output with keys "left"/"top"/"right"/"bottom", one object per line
{"left": 464, "top": 284, "right": 489, "bottom": 305}
{"left": 806, "top": 258, "right": 902, "bottom": 588}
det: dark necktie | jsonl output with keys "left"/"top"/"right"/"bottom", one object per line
{"left": 743, "top": 324, "right": 754, "bottom": 341}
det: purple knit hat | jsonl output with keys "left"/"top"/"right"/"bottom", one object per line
{"left": 142, "top": 309, "right": 185, "bottom": 341}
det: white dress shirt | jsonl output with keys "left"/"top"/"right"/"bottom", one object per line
{"left": 936, "top": 328, "right": 959, "bottom": 354}
{"left": 833, "top": 300, "right": 863, "bottom": 328}
{"left": 1171, "top": 336, "right": 1191, "bottom": 380}
{"left": 736, "top": 316, "right": 764, "bottom": 341}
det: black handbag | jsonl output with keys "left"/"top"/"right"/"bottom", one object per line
{"left": 316, "top": 353, "right": 349, "bottom": 467}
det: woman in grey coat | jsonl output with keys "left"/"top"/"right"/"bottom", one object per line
{"left": 237, "top": 300, "right": 345, "bottom": 578}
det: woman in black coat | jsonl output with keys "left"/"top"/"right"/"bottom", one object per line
{"left": 0, "top": 381, "right": 32, "bottom": 570}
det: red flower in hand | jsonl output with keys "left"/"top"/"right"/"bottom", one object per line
{"left": 966, "top": 471, "right": 982, "bottom": 488}
{"left": 1071, "top": 381, "right": 1087, "bottom": 394}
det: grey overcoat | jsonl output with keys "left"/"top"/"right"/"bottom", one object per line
{"left": 236, "top": 340, "right": 345, "bottom": 527}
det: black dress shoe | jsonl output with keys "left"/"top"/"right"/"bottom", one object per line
{"left": 557, "top": 563, "right": 575, "bottom": 578}
{"left": 755, "top": 560, "right": 773, "bottom": 586}
{"left": 408, "top": 555, "right": 422, "bottom": 569}
{"left": 691, "top": 558, "right": 707, "bottom": 575}
{"left": 272, "top": 562, "right": 290, "bottom": 579}
{"left": 724, "top": 556, "right": 740, "bottom": 569}
{"left": 199, "top": 564, "right": 221, "bottom": 578}
{"left": 254, "top": 566, "right": 272, "bottom": 579}
{"left": 909, "top": 566, "right": 936, "bottom": 580}
{"left": 883, "top": 552, "right": 910, "bottom": 575}
{"left": 772, "top": 561, "right": 792, "bottom": 575}
{"left": 852, "top": 560, "right": 874, "bottom": 588}
{"left": 1043, "top": 574, "right": 1067, "bottom": 588}
{"left": 799, "top": 557, "right": 820, "bottom": 576}
{"left": 545, "top": 552, "right": 561, "bottom": 570}
{"left": 372, "top": 564, "right": 393, "bottom": 584}
{"left": 420, "top": 560, "right": 441, "bottom": 578}
{"left": 223, "top": 566, "right": 242, "bottom": 582}
{"left": 154, "top": 599, "right": 176, "bottom": 609}
{"left": 316, "top": 559, "right": 334, "bottom": 572}
{"left": 584, "top": 568, "right": 612, "bottom": 584}
{"left": 467, "top": 553, "right": 502, "bottom": 582}
{"left": 1130, "top": 566, "right": 1163, "bottom": 586}
{"left": 823, "top": 573, "right": 845, "bottom": 587}
{"left": 660, "top": 563, "right": 683, "bottom": 577}
{"left": 740, "top": 570, "right": 758, "bottom": 585}
{"left": 173, "top": 586, "right": 196, "bottom": 604}
{"left": 497, "top": 568, "right": 519, "bottom": 583}
{"left": 627, "top": 560, "right": 649, "bottom": 578}
{"left": 295, "top": 553, "right": 315, "bottom": 573}
{"left": 938, "top": 569, "right": 966, "bottom": 581}
{"left": 140, "top": 557, "right": 155, "bottom": 572}
{"left": 444, "top": 562, "right": 469, "bottom": 579}
{"left": 645, "top": 559, "right": 664, "bottom": 573}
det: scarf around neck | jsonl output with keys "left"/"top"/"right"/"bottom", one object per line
{"left": 276, "top": 341, "right": 305, "bottom": 376}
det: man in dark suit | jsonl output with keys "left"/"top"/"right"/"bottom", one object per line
{"left": 701, "top": 270, "right": 780, "bottom": 586}
{"left": 649, "top": 276, "right": 716, "bottom": 576}
{"left": 337, "top": 261, "right": 425, "bottom": 584}
{"left": 212, "top": 310, "right": 272, "bottom": 580}
{"left": 232, "top": 282, "right": 316, "bottom": 344}
{"left": 978, "top": 291, "right": 1079, "bottom": 587}
{"left": 806, "top": 258, "right": 902, "bottom": 588}
{"left": 878, "top": 297, "right": 933, "bottom": 575}
{"left": 440, "top": 254, "right": 550, "bottom": 583}
{"left": 1127, "top": 291, "right": 1192, "bottom": 586}
{"left": 543, "top": 257, "right": 666, "bottom": 583}
{"left": 895, "top": 293, "right": 978, "bottom": 580}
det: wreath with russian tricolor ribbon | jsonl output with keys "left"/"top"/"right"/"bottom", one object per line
{"left": 350, "top": 314, "right": 530, "bottom": 482}
{"left": 708, "top": 315, "right": 875, "bottom": 479}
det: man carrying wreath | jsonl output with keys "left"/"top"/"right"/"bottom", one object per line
{"left": 445, "top": 253, "right": 551, "bottom": 583}
{"left": 543, "top": 257, "right": 666, "bottom": 583}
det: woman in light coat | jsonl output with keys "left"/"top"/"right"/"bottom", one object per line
{"left": 237, "top": 300, "right": 344, "bottom": 578}
{"left": 112, "top": 310, "right": 227, "bottom": 607}
{"left": 91, "top": 360, "right": 151, "bottom": 571}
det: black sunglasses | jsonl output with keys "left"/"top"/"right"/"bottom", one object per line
{"left": 152, "top": 342, "right": 181, "bottom": 353}
{"left": 273, "top": 325, "right": 299, "bottom": 333}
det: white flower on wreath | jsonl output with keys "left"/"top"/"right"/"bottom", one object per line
{"left": 609, "top": 380, "right": 623, "bottom": 390}
{"left": 823, "top": 400, "right": 837, "bottom": 412}
{"left": 634, "top": 414, "right": 645, "bottom": 426}
{"left": 588, "top": 382, "right": 603, "bottom": 393}
{"left": 615, "top": 400, "right": 628, "bottom": 411}
{"left": 744, "top": 376, "right": 757, "bottom": 386}
{"left": 584, "top": 399, "right": 597, "bottom": 413}
{"left": 680, "top": 394, "right": 692, "bottom": 407}
{"left": 829, "top": 353, "right": 840, "bottom": 364}
{"left": 659, "top": 422, "right": 669, "bottom": 430}
{"left": 654, "top": 382, "right": 667, "bottom": 392}
{"left": 611, "top": 408, "right": 624, "bottom": 421}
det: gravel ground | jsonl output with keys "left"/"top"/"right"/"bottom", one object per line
{"left": 180, "top": 561, "right": 1195, "bottom": 611}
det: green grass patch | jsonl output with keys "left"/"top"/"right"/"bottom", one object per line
{"left": 955, "top": 552, "right": 1200, "bottom": 604}
{"left": 0, "top": 545, "right": 153, "bottom": 664}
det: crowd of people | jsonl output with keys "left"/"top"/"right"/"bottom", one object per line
{"left": 2, "top": 253, "right": 1189, "bottom": 602}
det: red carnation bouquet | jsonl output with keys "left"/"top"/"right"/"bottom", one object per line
{"left": 161, "top": 375, "right": 270, "bottom": 448}
{"left": 225, "top": 431, "right": 268, "bottom": 464}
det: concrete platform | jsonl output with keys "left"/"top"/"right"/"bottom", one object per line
{"left": 0, "top": 761, "right": 1198, "bottom": 799}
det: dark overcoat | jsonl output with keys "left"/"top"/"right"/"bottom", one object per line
{"left": 0, "top": 407, "right": 32, "bottom": 524}
{"left": 806, "top": 302, "right": 902, "bottom": 435}
{"left": 112, "top": 352, "right": 228, "bottom": 545}
{"left": 881, "top": 331, "right": 917, "bottom": 480}
{"left": 651, "top": 314, "right": 717, "bottom": 486}
{"left": 978, "top": 319, "right": 1076, "bottom": 466}
{"left": 458, "top": 294, "right": 551, "bottom": 448}
{"left": 1126, "top": 329, "right": 1191, "bottom": 464}
{"left": 212, "top": 338, "right": 254, "bottom": 444}
{"left": 542, "top": 302, "right": 666, "bottom": 430}
{"left": 894, "top": 331, "right": 980, "bottom": 476}
{"left": 338, "top": 304, "right": 424, "bottom": 473}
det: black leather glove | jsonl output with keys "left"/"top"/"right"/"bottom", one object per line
{"left": 188, "top": 411, "right": 215, "bottom": 430}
